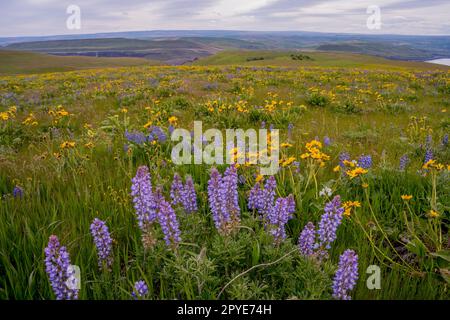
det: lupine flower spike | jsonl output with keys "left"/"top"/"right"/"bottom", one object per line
{"left": 332, "top": 249, "right": 359, "bottom": 300}
{"left": 90, "top": 218, "right": 113, "bottom": 271}
{"left": 44, "top": 235, "right": 79, "bottom": 300}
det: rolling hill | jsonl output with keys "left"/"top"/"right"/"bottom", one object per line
{"left": 0, "top": 50, "right": 158, "bottom": 75}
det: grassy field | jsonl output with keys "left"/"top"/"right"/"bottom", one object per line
{"left": 0, "top": 50, "right": 158, "bottom": 75}
{"left": 0, "top": 50, "right": 449, "bottom": 300}
{"left": 193, "top": 50, "right": 450, "bottom": 71}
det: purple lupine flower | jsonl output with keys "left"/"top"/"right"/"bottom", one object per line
{"left": 339, "top": 152, "right": 350, "bottom": 168}
{"left": 168, "top": 125, "right": 175, "bottom": 135}
{"left": 148, "top": 126, "right": 167, "bottom": 143}
{"left": 323, "top": 136, "right": 331, "bottom": 147}
{"left": 170, "top": 173, "right": 184, "bottom": 206}
{"left": 298, "top": 222, "right": 316, "bottom": 257}
{"left": 261, "top": 121, "right": 266, "bottom": 129}
{"left": 13, "top": 185, "right": 23, "bottom": 198}
{"left": 208, "top": 168, "right": 229, "bottom": 231}
{"left": 424, "top": 148, "right": 433, "bottom": 164}
{"left": 181, "top": 176, "right": 197, "bottom": 213}
{"left": 293, "top": 161, "right": 300, "bottom": 174}
{"left": 267, "top": 197, "right": 294, "bottom": 244}
{"left": 222, "top": 165, "right": 240, "bottom": 224}
{"left": 441, "top": 134, "right": 448, "bottom": 147}
{"left": 156, "top": 193, "right": 182, "bottom": 247}
{"left": 399, "top": 154, "right": 409, "bottom": 171}
{"left": 259, "top": 175, "right": 277, "bottom": 216}
{"left": 357, "top": 154, "right": 372, "bottom": 169}
{"left": 317, "top": 196, "right": 344, "bottom": 249}
{"left": 125, "top": 130, "right": 147, "bottom": 145}
{"left": 132, "top": 280, "right": 149, "bottom": 299}
{"left": 248, "top": 182, "right": 262, "bottom": 211}
{"left": 286, "top": 194, "right": 296, "bottom": 215}
{"left": 131, "top": 166, "right": 157, "bottom": 231}
{"left": 44, "top": 235, "right": 78, "bottom": 300}
{"left": 90, "top": 218, "right": 113, "bottom": 271}
{"left": 207, "top": 166, "right": 240, "bottom": 234}
{"left": 332, "top": 249, "right": 359, "bottom": 300}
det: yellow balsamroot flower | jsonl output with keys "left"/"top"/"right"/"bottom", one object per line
{"left": 84, "top": 142, "right": 94, "bottom": 149}
{"left": 343, "top": 160, "right": 356, "bottom": 168}
{"left": 121, "top": 108, "right": 128, "bottom": 114}
{"left": 333, "top": 165, "right": 340, "bottom": 172}
{"left": 282, "top": 157, "right": 296, "bottom": 167}
{"left": 343, "top": 201, "right": 361, "bottom": 216}
{"left": 255, "top": 174, "right": 264, "bottom": 183}
{"left": 305, "top": 140, "right": 322, "bottom": 150}
{"left": 143, "top": 121, "right": 153, "bottom": 129}
{"left": 22, "top": 113, "right": 38, "bottom": 126}
{"left": 401, "top": 195, "right": 413, "bottom": 201}
{"left": 0, "top": 112, "right": 9, "bottom": 121}
{"left": 60, "top": 141, "right": 76, "bottom": 149}
{"left": 428, "top": 210, "right": 440, "bottom": 218}
{"left": 168, "top": 116, "right": 178, "bottom": 126}
{"left": 346, "top": 167, "right": 368, "bottom": 179}
{"left": 423, "top": 159, "right": 445, "bottom": 171}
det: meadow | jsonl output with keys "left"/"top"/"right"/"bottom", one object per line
{"left": 0, "top": 52, "right": 449, "bottom": 300}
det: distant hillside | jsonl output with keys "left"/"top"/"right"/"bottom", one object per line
{"left": 193, "top": 50, "right": 449, "bottom": 70}
{"left": 0, "top": 50, "right": 158, "bottom": 75}
{"left": 4, "top": 38, "right": 219, "bottom": 65}
{"left": 1, "top": 30, "right": 449, "bottom": 62}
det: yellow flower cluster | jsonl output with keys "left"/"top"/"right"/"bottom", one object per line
{"left": 22, "top": 113, "right": 38, "bottom": 126}
{"left": 60, "top": 141, "right": 76, "bottom": 149}
{"left": 300, "top": 140, "right": 330, "bottom": 167}
{"left": 422, "top": 159, "right": 446, "bottom": 171}
{"left": 343, "top": 201, "right": 361, "bottom": 216}
{"left": 0, "top": 106, "right": 17, "bottom": 121}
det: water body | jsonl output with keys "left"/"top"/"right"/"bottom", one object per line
{"left": 426, "top": 58, "right": 450, "bottom": 66}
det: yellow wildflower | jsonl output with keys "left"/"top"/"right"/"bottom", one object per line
{"left": 428, "top": 210, "right": 440, "bottom": 218}
{"left": 60, "top": 141, "right": 76, "bottom": 149}
{"left": 346, "top": 167, "right": 368, "bottom": 179}
{"left": 401, "top": 195, "right": 413, "bottom": 201}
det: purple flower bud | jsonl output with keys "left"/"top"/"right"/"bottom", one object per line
{"left": 357, "top": 154, "right": 372, "bottom": 169}
{"left": 44, "top": 235, "right": 78, "bottom": 300}
{"left": 323, "top": 136, "right": 331, "bottom": 147}
{"left": 317, "top": 196, "right": 344, "bottom": 249}
{"left": 298, "top": 222, "right": 316, "bottom": 257}
{"left": 267, "top": 196, "right": 294, "bottom": 244}
{"left": 13, "top": 185, "right": 23, "bottom": 198}
{"left": 170, "top": 173, "right": 184, "bottom": 206}
{"left": 90, "top": 218, "right": 113, "bottom": 271}
{"left": 399, "top": 154, "right": 409, "bottom": 171}
{"left": 131, "top": 166, "right": 157, "bottom": 231}
{"left": 132, "top": 280, "right": 148, "bottom": 299}
{"left": 155, "top": 188, "right": 181, "bottom": 247}
{"left": 424, "top": 148, "right": 433, "bottom": 164}
{"left": 182, "top": 176, "right": 198, "bottom": 213}
{"left": 332, "top": 249, "right": 359, "bottom": 300}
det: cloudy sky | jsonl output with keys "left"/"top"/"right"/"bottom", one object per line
{"left": 1, "top": 0, "right": 449, "bottom": 37}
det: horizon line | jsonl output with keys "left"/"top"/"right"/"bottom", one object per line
{"left": 1, "top": 28, "right": 450, "bottom": 39}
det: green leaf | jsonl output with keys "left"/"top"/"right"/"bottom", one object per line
{"left": 431, "top": 250, "right": 450, "bottom": 263}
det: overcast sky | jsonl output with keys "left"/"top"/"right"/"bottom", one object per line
{"left": 1, "top": 0, "right": 449, "bottom": 37}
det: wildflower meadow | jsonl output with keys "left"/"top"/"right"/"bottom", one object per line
{"left": 0, "top": 63, "right": 449, "bottom": 300}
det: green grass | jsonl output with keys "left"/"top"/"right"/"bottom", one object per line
{"left": 0, "top": 50, "right": 159, "bottom": 75}
{"left": 193, "top": 50, "right": 450, "bottom": 71}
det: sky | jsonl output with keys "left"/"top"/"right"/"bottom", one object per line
{"left": 0, "top": 0, "right": 449, "bottom": 37}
